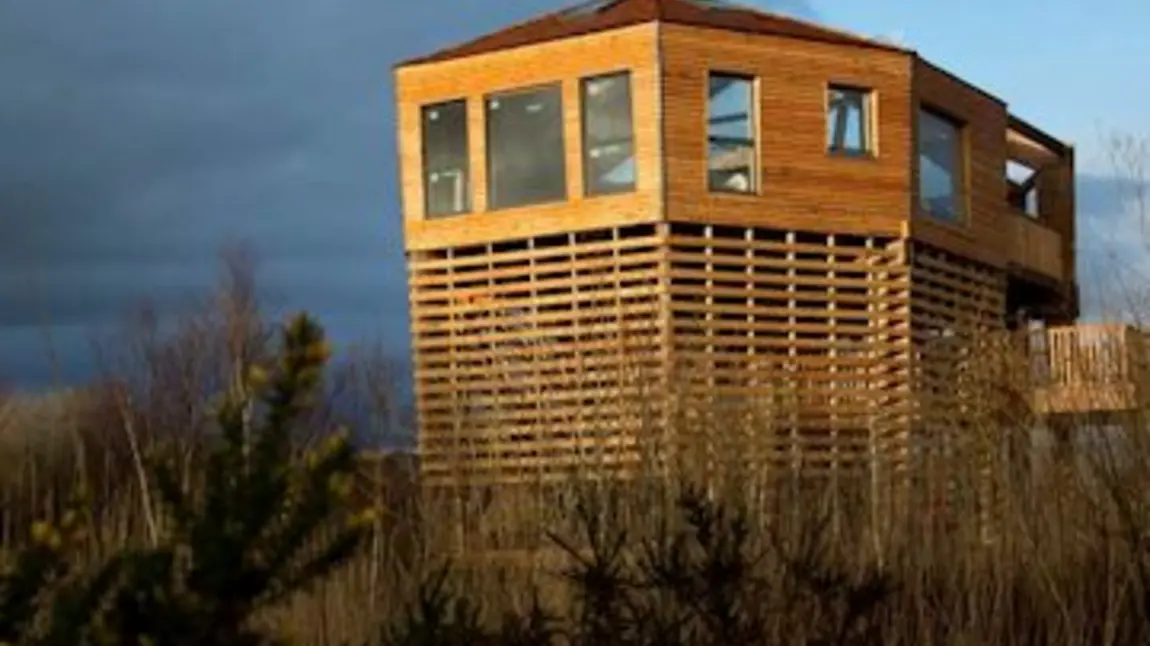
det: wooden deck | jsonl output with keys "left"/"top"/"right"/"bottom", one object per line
{"left": 1031, "top": 324, "right": 1145, "bottom": 415}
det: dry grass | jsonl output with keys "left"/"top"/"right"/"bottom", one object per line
{"left": 5, "top": 249, "right": 1150, "bottom": 644}
{"left": 6, "top": 412, "right": 1150, "bottom": 645}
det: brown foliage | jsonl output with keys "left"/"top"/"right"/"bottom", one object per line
{"left": 8, "top": 244, "right": 1150, "bottom": 644}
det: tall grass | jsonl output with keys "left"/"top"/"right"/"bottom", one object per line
{"left": 4, "top": 252, "right": 1150, "bottom": 644}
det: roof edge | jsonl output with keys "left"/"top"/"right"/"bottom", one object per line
{"left": 678, "top": 1, "right": 913, "bottom": 55}
{"left": 656, "top": 16, "right": 912, "bottom": 55}
{"left": 395, "top": 2, "right": 652, "bottom": 69}
{"left": 915, "top": 56, "right": 1072, "bottom": 154}
{"left": 395, "top": 0, "right": 912, "bottom": 70}
{"left": 394, "top": 4, "right": 572, "bottom": 69}
{"left": 1008, "top": 114, "right": 1072, "bottom": 156}
{"left": 915, "top": 56, "right": 1007, "bottom": 108}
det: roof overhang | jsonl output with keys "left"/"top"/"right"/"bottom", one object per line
{"left": 1007, "top": 114, "right": 1071, "bottom": 168}
{"left": 395, "top": 0, "right": 911, "bottom": 70}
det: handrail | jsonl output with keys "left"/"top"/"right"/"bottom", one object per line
{"left": 1005, "top": 209, "right": 1063, "bottom": 281}
{"left": 1041, "top": 324, "right": 1132, "bottom": 387}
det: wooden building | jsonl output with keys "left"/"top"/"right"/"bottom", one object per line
{"left": 394, "top": 0, "right": 1109, "bottom": 499}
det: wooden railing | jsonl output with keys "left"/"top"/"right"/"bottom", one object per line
{"left": 1032, "top": 323, "right": 1143, "bottom": 414}
{"left": 1045, "top": 324, "right": 1134, "bottom": 385}
{"left": 1006, "top": 212, "right": 1064, "bottom": 281}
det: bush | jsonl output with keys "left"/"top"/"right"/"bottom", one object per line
{"left": 0, "top": 313, "right": 374, "bottom": 646}
{"left": 378, "top": 484, "right": 893, "bottom": 646}
{"left": 7, "top": 306, "right": 1150, "bottom": 644}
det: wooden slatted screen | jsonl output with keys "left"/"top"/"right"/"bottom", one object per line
{"left": 663, "top": 222, "right": 913, "bottom": 482}
{"left": 907, "top": 242, "right": 1009, "bottom": 542}
{"left": 409, "top": 223, "right": 666, "bottom": 487}
{"left": 410, "top": 220, "right": 923, "bottom": 489}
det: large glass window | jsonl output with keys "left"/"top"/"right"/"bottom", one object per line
{"left": 581, "top": 72, "right": 635, "bottom": 195}
{"left": 421, "top": 100, "right": 470, "bottom": 217}
{"left": 918, "top": 107, "right": 965, "bottom": 223}
{"left": 707, "top": 73, "right": 756, "bottom": 193}
{"left": 485, "top": 84, "right": 566, "bottom": 209}
{"left": 827, "top": 85, "right": 873, "bottom": 156}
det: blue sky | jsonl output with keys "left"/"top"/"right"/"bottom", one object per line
{"left": 825, "top": 0, "right": 1146, "bottom": 174}
{"left": 825, "top": 0, "right": 1150, "bottom": 319}
{"left": 0, "top": 0, "right": 1145, "bottom": 389}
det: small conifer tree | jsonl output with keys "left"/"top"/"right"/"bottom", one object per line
{"left": 0, "top": 512, "right": 77, "bottom": 643}
{"left": 4, "top": 313, "right": 375, "bottom": 646}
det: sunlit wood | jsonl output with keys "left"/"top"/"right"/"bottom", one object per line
{"left": 394, "top": 2, "right": 1079, "bottom": 492}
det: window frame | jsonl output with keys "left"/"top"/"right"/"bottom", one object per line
{"left": 825, "top": 83, "right": 876, "bottom": 158}
{"left": 420, "top": 98, "right": 471, "bottom": 218}
{"left": 483, "top": 82, "right": 568, "bottom": 211}
{"left": 706, "top": 71, "right": 759, "bottom": 195}
{"left": 580, "top": 70, "right": 637, "bottom": 197}
{"left": 916, "top": 104, "right": 968, "bottom": 225}
{"left": 1006, "top": 159, "right": 1041, "bottom": 220}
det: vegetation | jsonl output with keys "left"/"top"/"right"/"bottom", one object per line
{"left": 0, "top": 313, "right": 374, "bottom": 645}
{"left": 4, "top": 253, "right": 1150, "bottom": 644}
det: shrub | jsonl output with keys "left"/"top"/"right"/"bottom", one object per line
{"left": 0, "top": 313, "right": 374, "bottom": 646}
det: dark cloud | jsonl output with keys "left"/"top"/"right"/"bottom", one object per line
{"left": 0, "top": 0, "right": 812, "bottom": 389}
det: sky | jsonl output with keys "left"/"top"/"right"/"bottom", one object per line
{"left": 1, "top": 0, "right": 1147, "bottom": 390}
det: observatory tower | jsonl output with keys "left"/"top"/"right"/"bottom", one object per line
{"left": 394, "top": 0, "right": 1081, "bottom": 493}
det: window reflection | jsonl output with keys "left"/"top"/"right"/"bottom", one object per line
{"left": 486, "top": 84, "right": 567, "bottom": 209}
{"left": 582, "top": 72, "right": 636, "bottom": 195}
{"left": 421, "top": 100, "right": 470, "bottom": 217}
{"left": 827, "top": 86, "right": 873, "bottom": 156}
{"left": 707, "top": 74, "right": 756, "bottom": 193}
{"left": 918, "top": 107, "right": 964, "bottom": 223}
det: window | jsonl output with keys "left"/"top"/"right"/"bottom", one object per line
{"left": 827, "top": 85, "right": 873, "bottom": 156}
{"left": 581, "top": 72, "right": 636, "bottom": 195}
{"left": 485, "top": 84, "right": 566, "bottom": 209}
{"left": 918, "top": 107, "right": 965, "bottom": 223}
{"left": 1006, "top": 159, "right": 1040, "bottom": 218}
{"left": 421, "top": 100, "right": 470, "bottom": 217}
{"left": 707, "top": 73, "right": 756, "bottom": 193}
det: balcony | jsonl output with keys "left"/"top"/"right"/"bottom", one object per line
{"left": 1031, "top": 324, "right": 1145, "bottom": 415}
{"left": 1004, "top": 115, "right": 1071, "bottom": 284}
{"left": 1005, "top": 211, "right": 1064, "bottom": 282}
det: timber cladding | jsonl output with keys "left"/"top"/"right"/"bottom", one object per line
{"left": 663, "top": 222, "right": 914, "bottom": 478}
{"left": 910, "top": 59, "right": 1011, "bottom": 268}
{"left": 905, "top": 241, "right": 1012, "bottom": 537}
{"left": 1037, "top": 150, "right": 1076, "bottom": 286}
{"left": 408, "top": 220, "right": 921, "bottom": 486}
{"left": 408, "top": 224, "right": 668, "bottom": 486}
{"left": 394, "top": 6, "right": 1078, "bottom": 490}
{"left": 396, "top": 24, "right": 663, "bottom": 251}
{"left": 659, "top": 23, "right": 914, "bottom": 236}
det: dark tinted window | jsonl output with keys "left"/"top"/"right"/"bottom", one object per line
{"left": 918, "top": 107, "right": 965, "bottom": 223}
{"left": 582, "top": 72, "right": 635, "bottom": 195}
{"left": 421, "top": 100, "right": 470, "bottom": 217}
{"left": 486, "top": 84, "right": 566, "bottom": 209}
